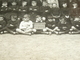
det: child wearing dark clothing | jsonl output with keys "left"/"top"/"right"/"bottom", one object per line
{"left": 61, "top": 3, "right": 70, "bottom": 16}
{"left": 44, "top": 16, "right": 57, "bottom": 34}
{"left": 40, "top": 1, "right": 50, "bottom": 17}
{"left": 29, "top": 0, "right": 39, "bottom": 22}
{"left": 29, "top": 0, "right": 39, "bottom": 14}
{"left": 0, "top": 1, "right": 8, "bottom": 14}
{"left": 51, "top": 3, "right": 61, "bottom": 25}
{"left": 18, "top": 1, "right": 29, "bottom": 18}
{"left": 69, "top": 2, "right": 80, "bottom": 33}
{"left": 19, "top": 1, "right": 29, "bottom": 13}
{"left": 69, "top": 17, "right": 80, "bottom": 34}
{"left": 70, "top": 3, "right": 80, "bottom": 18}
{"left": 57, "top": 16, "right": 72, "bottom": 34}
{"left": 0, "top": 15, "right": 7, "bottom": 34}
{"left": 6, "top": 15, "right": 19, "bottom": 34}
{"left": 8, "top": 1, "right": 18, "bottom": 13}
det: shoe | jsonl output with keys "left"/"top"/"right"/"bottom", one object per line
{"left": 49, "top": 32, "right": 52, "bottom": 35}
{"left": 12, "top": 32, "right": 16, "bottom": 35}
{"left": 69, "top": 32, "right": 72, "bottom": 34}
{"left": 28, "top": 33, "right": 32, "bottom": 36}
{"left": 0, "top": 31, "right": 4, "bottom": 34}
{"left": 4, "top": 31, "right": 7, "bottom": 33}
{"left": 55, "top": 32, "right": 59, "bottom": 35}
{"left": 58, "top": 32, "right": 61, "bottom": 35}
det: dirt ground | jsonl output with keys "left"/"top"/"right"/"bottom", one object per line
{"left": 0, "top": 34, "right": 80, "bottom": 60}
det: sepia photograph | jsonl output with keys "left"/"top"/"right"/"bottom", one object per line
{"left": 0, "top": 0, "right": 80, "bottom": 60}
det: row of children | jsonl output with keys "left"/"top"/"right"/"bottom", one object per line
{"left": 0, "top": 0, "right": 79, "bottom": 15}
{"left": 0, "top": 1, "right": 80, "bottom": 35}
{"left": 0, "top": 0, "right": 80, "bottom": 21}
{"left": 0, "top": 13, "right": 80, "bottom": 35}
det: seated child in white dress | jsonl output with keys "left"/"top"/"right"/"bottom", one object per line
{"left": 16, "top": 14, "right": 36, "bottom": 35}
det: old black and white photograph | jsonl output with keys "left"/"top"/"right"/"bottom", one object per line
{"left": 0, "top": 0, "right": 80, "bottom": 60}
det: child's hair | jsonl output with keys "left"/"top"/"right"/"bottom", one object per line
{"left": 31, "top": 1, "right": 37, "bottom": 6}
{"left": 2, "top": 1, "right": 8, "bottom": 6}
{"left": 47, "top": 15, "right": 53, "bottom": 19}
{"left": 22, "top": 1, "right": 27, "bottom": 5}
{"left": 36, "top": 15, "right": 41, "bottom": 18}
{"left": 11, "top": 1, "right": 17, "bottom": 5}
{"left": 23, "top": 14, "right": 30, "bottom": 18}
{"left": 0, "top": 15, "right": 5, "bottom": 21}
{"left": 2, "top": 1, "right": 7, "bottom": 4}
{"left": 72, "top": 2, "right": 78, "bottom": 7}
{"left": 11, "top": 15, "right": 17, "bottom": 19}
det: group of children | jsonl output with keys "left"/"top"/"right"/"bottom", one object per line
{"left": 0, "top": 0, "right": 80, "bottom": 35}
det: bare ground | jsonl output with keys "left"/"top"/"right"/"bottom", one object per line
{"left": 0, "top": 34, "right": 80, "bottom": 60}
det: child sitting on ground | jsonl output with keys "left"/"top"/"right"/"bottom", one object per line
{"left": 56, "top": 16, "right": 72, "bottom": 34}
{"left": 0, "top": 15, "right": 7, "bottom": 34}
{"left": 69, "top": 17, "right": 80, "bottom": 34}
{"left": 43, "top": 15, "right": 57, "bottom": 35}
{"left": 16, "top": 14, "right": 36, "bottom": 35}
{"left": 6, "top": 15, "right": 19, "bottom": 34}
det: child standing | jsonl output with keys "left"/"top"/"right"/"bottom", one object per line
{"left": 50, "top": 3, "right": 61, "bottom": 26}
{"left": 8, "top": 1, "right": 18, "bottom": 13}
{"left": 18, "top": 1, "right": 29, "bottom": 19}
{"left": 0, "top": 1, "right": 8, "bottom": 14}
{"left": 29, "top": 0, "right": 39, "bottom": 22}
{"left": 40, "top": 1, "right": 50, "bottom": 17}
{"left": 69, "top": 2, "right": 80, "bottom": 33}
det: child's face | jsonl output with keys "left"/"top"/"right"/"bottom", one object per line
{"left": 22, "top": 1, "right": 27, "bottom": 6}
{"left": 74, "top": 17, "right": 80, "bottom": 21}
{"left": 11, "top": 16, "right": 17, "bottom": 21}
{"left": 23, "top": 17, "right": 30, "bottom": 22}
{"left": 12, "top": 2, "right": 17, "bottom": 6}
{"left": 62, "top": 3, "right": 67, "bottom": 8}
{"left": 43, "top": 2, "right": 47, "bottom": 6}
{"left": 32, "top": 1, "right": 37, "bottom": 6}
{"left": 53, "top": 4, "right": 57, "bottom": 8}
{"left": 0, "top": 17, "right": 4, "bottom": 21}
{"left": 60, "top": 18, "right": 65, "bottom": 23}
{"left": 48, "top": 19, "right": 53, "bottom": 22}
{"left": 73, "top": 3, "right": 78, "bottom": 8}
{"left": 49, "top": 4, "right": 53, "bottom": 8}
{"left": 2, "top": 2, "right": 8, "bottom": 6}
{"left": 23, "top": 15, "right": 30, "bottom": 22}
